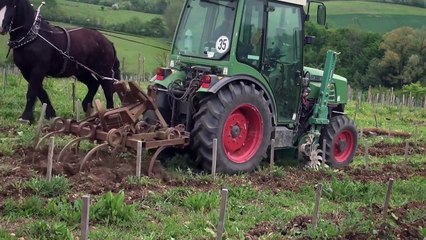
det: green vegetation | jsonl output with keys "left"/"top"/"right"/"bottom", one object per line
{"left": 0, "top": 71, "right": 425, "bottom": 239}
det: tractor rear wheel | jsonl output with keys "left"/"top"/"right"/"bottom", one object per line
{"left": 321, "top": 115, "right": 357, "bottom": 167}
{"left": 192, "top": 82, "right": 272, "bottom": 174}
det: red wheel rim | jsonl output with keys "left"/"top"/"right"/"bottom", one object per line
{"left": 222, "top": 104, "right": 263, "bottom": 163}
{"left": 333, "top": 129, "right": 355, "bottom": 163}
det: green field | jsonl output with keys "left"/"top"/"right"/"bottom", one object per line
{"left": 324, "top": 1, "right": 426, "bottom": 32}
{"left": 57, "top": 0, "right": 162, "bottom": 25}
{"left": 0, "top": 74, "right": 425, "bottom": 239}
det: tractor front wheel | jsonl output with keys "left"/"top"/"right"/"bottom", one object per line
{"left": 321, "top": 115, "right": 357, "bottom": 167}
{"left": 192, "top": 82, "right": 272, "bottom": 174}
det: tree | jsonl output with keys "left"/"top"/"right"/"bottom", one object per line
{"left": 378, "top": 27, "right": 426, "bottom": 88}
{"left": 163, "top": 0, "right": 185, "bottom": 38}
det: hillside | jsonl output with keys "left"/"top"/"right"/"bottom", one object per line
{"left": 321, "top": 1, "right": 426, "bottom": 32}
{"left": 57, "top": 0, "right": 162, "bottom": 25}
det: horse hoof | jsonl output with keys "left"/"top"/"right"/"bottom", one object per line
{"left": 17, "top": 118, "right": 31, "bottom": 124}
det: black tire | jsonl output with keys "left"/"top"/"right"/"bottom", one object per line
{"left": 321, "top": 115, "right": 357, "bottom": 167}
{"left": 191, "top": 82, "right": 273, "bottom": 174}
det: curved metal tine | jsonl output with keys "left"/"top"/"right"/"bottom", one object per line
{"left": 57, "top": 136, "right": 89, "bottom": 162}
{"left": 79, "top": 143, "right": 109, "bottom": 172}
{"left": 35, "top": 131, "right": 63, "bottom": 150}
{"left": 148, "top": 146, "right": 166, "bottom": 177}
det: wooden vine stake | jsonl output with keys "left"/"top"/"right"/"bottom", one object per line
{"left": 34, "top": 103, "right": 48, "bottom": 148}
{"left": 2, "top": 67, "right": 6, "bottom": 94}
{"left": 81, "top": 195, "right": 90, "bottom": 240}
{"left": 75, "top": 100, "right": 81, "bottom": 122}
{"left": 312, "top": 183, "right": 323, "bottom": 228}
{"left": 136, "top": 140, "right": 142, "bottom": 177}
{"left": 217, "top": 188, "right": 228, "bottom": 240}
{"left": 212, "top": 138, "right": 218, "bottom": 181}
{"left": 322, "top": 139, "right": 326, "bottom": 163}
{"left": 382, "top": 178, "right": 394, "bottom": 222}
{"left": 404, "top": 140, "right": 409, "bottom": 165}
{"left": 364, "top": 139, "right": 369, "bottom": 169}
{"left": 46, "top": 136, "right": 55, "bottom": 181}
{"left": 270, "top": 139, "right": 275, "bottom": 173}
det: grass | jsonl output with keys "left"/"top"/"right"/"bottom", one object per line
{"left": 313, "top": 1, "right": 426, "bottom": 32}
{"left": 0, "top": 73, "right": 425, "bottom": 238}
{"left": 57, "top": 0, "right": 162, "bottom": 25}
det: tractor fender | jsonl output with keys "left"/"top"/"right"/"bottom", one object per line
{"left": 207, "top": 74, "right": 277, "bottom": 125}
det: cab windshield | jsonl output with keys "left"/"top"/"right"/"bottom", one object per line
{"left": 172, "top": 0, "right": 237, "bottom": 60}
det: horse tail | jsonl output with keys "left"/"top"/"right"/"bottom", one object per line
{"left": 111, "top": 43, "right": 121, "bottom": 80}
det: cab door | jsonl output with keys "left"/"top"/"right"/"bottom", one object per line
{"left": 262, "top": 2, "right": 304, "bottom": 123}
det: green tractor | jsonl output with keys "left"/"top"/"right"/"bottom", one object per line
{"left": 148, "top": 0, "right": 358, "bottom": 173}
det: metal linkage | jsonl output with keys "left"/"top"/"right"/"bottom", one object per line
{"left": 37, "top": 81, "right": 190, "bottom": 174}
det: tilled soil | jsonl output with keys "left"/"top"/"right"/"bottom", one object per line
{"left": 0, "top": 126, "right": 425, "bottom": 239}
{"left": 244, "top": 201, "right": 426, "bottom": 239}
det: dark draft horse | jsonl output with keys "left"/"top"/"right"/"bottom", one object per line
{"left": 0, "top": 0, "right": 120, "bottom": 123}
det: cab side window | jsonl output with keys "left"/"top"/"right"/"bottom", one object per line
{"left": 237, "top": 0, "right": 264, "bottom": 69}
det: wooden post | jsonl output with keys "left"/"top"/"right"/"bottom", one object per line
{"left": 217, "top": 188, "right": 228, "bottom": 240}
{"left": 408, "top": 92, "right": 412, "bottom": 108}
{"left": 402, "top": 94, "right": 405, "bottom": 106}
{"left": 72, "top": 80, "right": 76, "bottom": 113}
{"left": 399, "top": 103, "right": 403, "bottom": 120}
{"left": 423, "top": 96, "right": 426, "bottom": 108}
{"left": 415, "top": 125, "right": 418, "bottom": 138}
{"left": 2, "top": 67, "right": 6, "bottom": 94}
{"left": 46, "top": 136, "right": 55, "bottom": 181}
{"left": 364, "top": 139, "right": 369, "bottom": 169}
{"left": 81, "top": 195, "right": 90, "bottom": 240}
{"left": 34, "top": 103, "right": 48, "bottom": 148}
{"left": 388, "top": 127, "right": 391, "bottom": 138}
{"left": 322, "top": 139, "right": 326, "bottom": 163}
{"left": 136, "top": 141, "right": 142, "bottom": 177}
{"left": 142, "top": 57, "right": 146, "bottom": 82}
{"left": 75, "top": 100, "right": 81, "bottom": 122}
{"left": 359, "top": 127, "right": 363, "bottom": 138}
{"left": 270, "top": 139, "right": 275, "bottom": 173}
{"left": 312, "top": 183, "right": 323, "bottom": 228}
{"left": 367, "top": 86, "right": 371, "bottom": 104}
{"left": 137, "top": 53, "right": 141, "bottom": 82}
{"left": 212, "top": 138, "right": 218, "bottom": 181}
{"left": 382, "top": 178, "right": 394, "bottom": 221}
{"left": 357, "top": 92, "right": 362, "bottom": 106}
{"left": 404, "top": 140, "right": 409, "bottom": 164}
{"left": 354, "top": 101, "right": 359, "bottom": 123}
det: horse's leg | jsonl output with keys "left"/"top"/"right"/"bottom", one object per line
{"left": 78, "top": 73, "right": 100, "bottom": 115}
{"left": 19, "top": 69, "right": 47, "bottom": 124}
{"left": 100, "top": 80, "right": 115, "bottom": 109}
{"left": 38, "top": 88, "right": 57, "bottom": 119}
{"left": 19, "top": 70, "right": 56, "bottom": 121}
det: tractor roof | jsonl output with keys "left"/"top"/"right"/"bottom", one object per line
{"left": 277, "top": 0, "right": 307, "bottom": 6}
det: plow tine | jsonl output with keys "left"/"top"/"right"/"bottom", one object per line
{"left": 35, "top": 131, "right": 62, "bottom": 150}
{"left": 57, "top": 136, "right": 89, "bottom": 162}
{"left": 79, "top": 143, "right": 109, "bottom": 172}
{"left": 148, "top": 146, "right": 166, "bottom": 177}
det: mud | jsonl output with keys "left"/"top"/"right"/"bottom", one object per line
{"left": 356, "top": 140, "right": 426, "bottom": 157}
{"left": 361, "top": 128, "right": 412, "bottom": 138}
{"left": 244, "top": 201, "right": 425, "bottom": 239}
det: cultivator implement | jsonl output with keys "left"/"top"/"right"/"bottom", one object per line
{"left": 35, "top": 81, "right": 190, "bottom": 175}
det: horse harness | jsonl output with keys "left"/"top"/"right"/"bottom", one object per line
{"left": 7, "top": 17, "right": 116, "bottom": 81}
{"left": 7, "top": 16, "right": 73, "bottom": 76}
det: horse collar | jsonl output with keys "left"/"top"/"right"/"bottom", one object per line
{"left": 7, "top": 15, "right": 41, "bottom": 50}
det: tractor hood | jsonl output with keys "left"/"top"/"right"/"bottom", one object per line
{"left": 304, "top": 66, "right": 348, "bottom": 104}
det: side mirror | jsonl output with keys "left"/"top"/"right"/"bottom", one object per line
{"left": 317, "top": 5, "right": 326, "bottom": 25}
